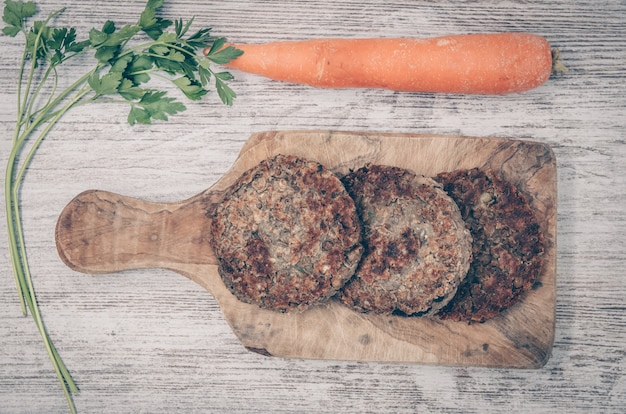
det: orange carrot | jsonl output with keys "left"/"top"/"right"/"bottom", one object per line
{"left": 205, "top": 33, "right": 558, "bottom": 95}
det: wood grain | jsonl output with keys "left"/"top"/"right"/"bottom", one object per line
{"left": 55, "top": 131, "right": 557, "bottom": 368}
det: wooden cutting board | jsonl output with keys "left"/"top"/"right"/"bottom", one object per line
{"left": 55, "top": 130, "right": 557, "bottom": 368}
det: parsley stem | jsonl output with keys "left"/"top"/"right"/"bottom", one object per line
{"left": 5, "top": 159, "right": 27, "bottom": 313}
{"left": 15, "top": 89, "right": 93, "bottom": 190}
{"left": 120, "top": 39, "right": 198, "bottom": 62}
{"left": 19, "top": 7, "right": 64, "bottom": 129}
{"left": 6, "top": 88, "right": 89, "bottom": 414}
{"left": 4, "top": 3, "right": 240, "bottom": 413}
{"left": 7, "top": 41, "right": 94, "bottom": 413}
{"left": 15, "top": 48, "right": 29, "bottom": 142}
{"left": 16, "top": 71, "right": 96, "bottom": 150}
{"left": 25, "top": 65, "right": 58, "bottom": 130}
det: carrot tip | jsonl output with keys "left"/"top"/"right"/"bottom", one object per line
{"left": 551, "top": 48, "right": 568, "bottom": 75}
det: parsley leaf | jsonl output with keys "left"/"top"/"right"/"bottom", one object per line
{"left": 174, "top": 17, "right": 193, "bottom": 38}
{"left": 215, "top": 72, "right": 237, "bottom": 106}
{"left": 128, "top": 90, "right": 185, "bottom": 125}
{"left": 118, "top": 78, "right": 147, "bottom": 100}
{"left": 109, "top": 53, "right": 132, "bottom": 73}
{"left": 48, "top": 27, "right": 71, "bottom": 50}
{"left": 94, "top": 45, "right": 118, "bottom": 63}
{"left": 47, "top": 27, "right": 88, "bottom": 65}
{"left": 90, "top": 23, "right": 141, "bottom": 63}
{"left": 151, "top": 47, "right": 196, "bottom": 79}
{"left": 88, "top": 71, "right": 123, "bottom": 96}
{"left": 186, "top": 27, "right": 214, "bottom": 48}
{"left": 2, "top": 0, "right": 36, "bottom": 36}
{"left": 125, "top": 54, "right": 154, "bottom": 85}
{"left": 214, "top": 71, "right": 234, "bottom": 82}
{"left": 198, "top": 64, "right": 211, "bottom": 86}
{"left": 206, "top": 40, "right": 244, "bottom": 64}
{"left": 89, "top": 27, "right": 108, "bottom": 46}
{"left": 106, "top": 24, "right": 140, "bottom": 47}
{"left": 173, "top": 76, "right": 208, "bottom": 100}
{"left": 151, "top": 43, "right": 186, "bottom": 62}
{"left": 138, "top": 0, "right": 171, "bottom": 40}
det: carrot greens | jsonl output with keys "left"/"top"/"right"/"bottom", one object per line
{"left": 2, "top": 0, "right": 242, "bottom": 412}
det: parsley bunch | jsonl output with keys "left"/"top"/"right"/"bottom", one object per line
{"left": 2, "top": 1, "right": 242, "bottom": 412}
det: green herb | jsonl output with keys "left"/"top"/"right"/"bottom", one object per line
{"left": 2, "top": 1, "right": 242, "bottom": 412}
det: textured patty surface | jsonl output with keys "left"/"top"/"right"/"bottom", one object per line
{"left": 435, "top": 168, "right": 545, "bottom": 323}
{"left": 338, "top": 165, "right": 472, "bottom": 316}
{"left": 209, "top": 154, "right": 363, "bottom": 312}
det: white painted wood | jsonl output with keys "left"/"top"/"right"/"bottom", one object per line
{"left": 1, "top": 1, "right": 625, "bottom": 413}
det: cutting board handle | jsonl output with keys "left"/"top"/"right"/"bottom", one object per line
{"left": 55, "top": 189, "right": 218, "bottom": 274}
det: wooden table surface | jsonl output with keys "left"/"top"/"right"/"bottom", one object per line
{"left": 1, "top": 1, "right": 624, "bottom": 413}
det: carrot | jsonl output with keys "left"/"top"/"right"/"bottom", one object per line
{"left": 205, "top": 33, "right": 558, "bottom": 95}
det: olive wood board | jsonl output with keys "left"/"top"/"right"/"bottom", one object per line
{"left": 55, "top": 130, "right": 557, "bottom": 368}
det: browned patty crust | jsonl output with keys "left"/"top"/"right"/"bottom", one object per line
{"left": 338, "top": 165, "right": 472, "bottom": 316}
{"left": 208, "top": 154, "right": 363, "bottom": 312}
{"left": 435, "top": 168, "right": 545, "bottom": 323}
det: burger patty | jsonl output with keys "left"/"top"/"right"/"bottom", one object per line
{"left": 208, "top": 154, "right": 363, "bottom": 312}
{"left": 338, "top": 165, "right": 473, "bottom": 316}
{"left": 435, "top": 168, "right": 545, "bottom": 323}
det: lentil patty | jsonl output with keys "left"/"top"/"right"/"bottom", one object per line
{"left": 338, "top": 165, "right": 472, "bottom": 316}
{"left": 208, "top": 154, "right": 363, "bottom": 312}
{"left": 435, "top": 168, "right": 545, "bottom": 323}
